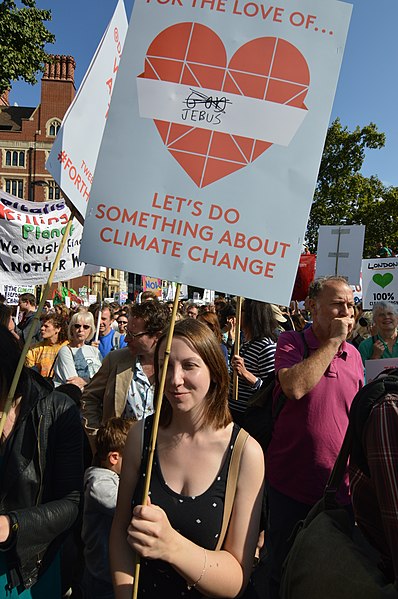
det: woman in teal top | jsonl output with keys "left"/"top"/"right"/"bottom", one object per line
{"left": 358, "top": 301, "right": 398, "bottom": 366}
{"left": 0, "top": 326, "right": 83, "bottom": 596}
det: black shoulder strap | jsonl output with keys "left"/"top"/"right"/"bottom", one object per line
{"left": 324, "top": 420, "right": 353, "bottom": 508}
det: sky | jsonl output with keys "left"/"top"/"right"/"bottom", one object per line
{"left": 9, "top": 0, "right": 398, "bottom": 187}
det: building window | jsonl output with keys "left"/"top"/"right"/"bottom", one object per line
{"left": 5, "top": 179, "right": 24, "bottom": 198}
{"left": 111, "top": 269, "right": 115, "bottom": 277}
{"left": 48, "top": 119, "right": 61, "bottom": 137}
{"left": 48, "top": 181, "right": 61, "bottom": 200}
{"left": 5, "top": 150, "right": 25, "bottom": 167}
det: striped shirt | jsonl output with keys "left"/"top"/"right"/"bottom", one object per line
{"left": 229, "top": 337, "right": 276, "bottom": 419}
{"left": 350, "top": 396, "right": 398, "bottom": 584}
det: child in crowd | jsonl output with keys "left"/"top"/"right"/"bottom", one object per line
{"left": 81, "top": 417, "right": 135, "bottom": 599}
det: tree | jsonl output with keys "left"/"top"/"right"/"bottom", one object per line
{"left": 0, "top": 0, "right": 55, "bottom": 96}
{"left": 305, "top": 118, "right": 398, "bottom": 257}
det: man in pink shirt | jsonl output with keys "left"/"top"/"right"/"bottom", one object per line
{"left": 266, "top": 276, "right": 364, "bottom": 598}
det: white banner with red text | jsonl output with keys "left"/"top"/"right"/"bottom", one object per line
{"left": 80, "top": 0, "right": 352, "bottom": 304}
{"left": 46, "top": 0, "right": 128, "bottom": 220}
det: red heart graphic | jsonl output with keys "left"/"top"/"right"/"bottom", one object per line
{"left": 139, "top": 22, "right": 310, "bottom": 188}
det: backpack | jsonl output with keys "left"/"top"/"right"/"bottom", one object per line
{"left": 243, "top": 331, "right": 308, "bottom": 452}
{"left": 111, "top": 330, "right": 121, "bottom": 351}
{"left": 280, "top": 372, "right": 398, "bottom": 599}
{"left": 349, "top": 368, "right": 398, "bottom": 477}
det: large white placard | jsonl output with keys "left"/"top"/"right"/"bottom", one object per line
{"left": 0, "top": 284, "right": 35, "bottom": 305}
{"left": 365, "top": 358, "right": 398, "bottom": 383}
{"left": 362, "top": 258, "right": 398, "bottom": 309}
{"left": 80, "top": 0, "right": 352, "bottom": 304}
{"left": 315, "top": 224, "right": 365, "bottom": 284}
{"left": 46, "top": 0, "right": 128, "bottom": 219}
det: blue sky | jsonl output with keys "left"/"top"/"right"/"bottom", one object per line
{"left": 10, "top": 0, "right": 398, "bottom": 187}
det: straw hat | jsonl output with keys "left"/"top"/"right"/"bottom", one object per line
{"left": 271, "top": 304, "right": 287, "bottom": 323}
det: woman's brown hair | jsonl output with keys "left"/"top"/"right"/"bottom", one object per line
{"left": 155, "top": 319, "right": 232, "bottom": 430}
{"left": 198, "top": 311, "right": 223, "bottom": 343}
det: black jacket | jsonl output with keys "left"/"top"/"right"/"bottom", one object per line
{"left": 16, "top": 311, "right": 40, "bottom": 344}
{"left": 0, "top": 371, "right": 84, "bottom": 590}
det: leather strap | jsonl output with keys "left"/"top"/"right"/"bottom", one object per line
{"left": 215, "top": 428, "right": 249, "bottom": 550}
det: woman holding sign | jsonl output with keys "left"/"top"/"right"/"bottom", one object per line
{"left": 110, "top": 319, "right": 264, "bottom": 598}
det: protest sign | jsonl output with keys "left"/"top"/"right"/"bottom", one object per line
{"left": 351, "top": 276, "right": 362, "bottom": 305}
{"left": 0, "top": 284, "right": 35, "bottom": 305}
{"left": 46, "top": 0, "right": 128, "bottom": 220}
{"left": 80, "top": 0, "right": 352, "bottom": 305}
{"left": 362, "top": 258, "right": 398, "bottom": 309}
{"left": 365, "top": 358, "right": 398, "bottom": 383}
{"left": 0, "top": 191, "right": 100, "bottom": 285}
{"left": 165, "top": 282, "right": 188, "bottom": 301}
{"left": 203, "top": 289, "right": 215, "bottom": 304}
{"left": 142, "top": 275, "right": 163, "bottom": 297}
{"left": 291, "top": 253, "right": 316, "bottom": 301}
{"left": 315, "top": 224, "right": 365, "bottom": 284}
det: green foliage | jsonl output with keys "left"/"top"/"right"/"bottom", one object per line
{"left": 0, "top": 0, "right": 55, "bottom": 96}
{"left": 306, "top": 118, "right": 398, "bottom": 257}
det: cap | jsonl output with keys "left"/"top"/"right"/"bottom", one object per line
{"left": 271, "top": 304, "right": 287, "bottom": 323}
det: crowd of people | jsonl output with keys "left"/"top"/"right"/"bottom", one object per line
{"left": 0, "top": 279, "right": 396, "bottom": 598}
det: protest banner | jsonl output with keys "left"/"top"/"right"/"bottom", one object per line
{"left": 351, "top": 280, "right": 362, "bottom": 305}
{"left": 165, "top": 281, "right": 188, "bottom": 301}
{"left": 142, "top": 275, "right": 163, "bottom": 297}
{"left": 315, "top": 224, "right": 365, "bottom": 284}
{"left": 365, "top": 358, "right": 398, "bottom": 383}
{"left": 0, "top": 284, "right": 35, "bottom": 305}
{"left": 362, "top": 258, "right": 398, "bottom": 309}
{"left": 291, "top": 253, "right": 316, "bottom": 301}
{"left": 203, "top": 289, "right": 215, "bottom": 304}
{"left": 46, "top": 0, "right": 128, "bottom": 220}
{"left": 0, "top": 191, "right": 100, "bottom": 285}
{"left": 80, "top": 0, "right": 352, "bottom": 306}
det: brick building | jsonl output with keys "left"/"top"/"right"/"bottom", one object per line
{"left": 0, "top": 55, "right": 126, "bottom": 300}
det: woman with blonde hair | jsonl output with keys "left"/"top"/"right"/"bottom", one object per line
{"left": 53, "top": 310, "right": 102, "bottom": 390}
{"left": 110, "top": 318, "right": 264, "bottom": 598}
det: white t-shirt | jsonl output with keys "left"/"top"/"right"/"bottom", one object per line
{"left": 53, "top": 344, "right": 102, "bottom": 386}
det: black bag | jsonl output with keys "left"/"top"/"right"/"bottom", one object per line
{"left": 350, "top": 368, "right": 398, "bottom": 477}
{"left": 243, "top": 331, "right": 308, "bottom": 452}
{"left": 280, "top": 373, "right": 398, "bottom": 599}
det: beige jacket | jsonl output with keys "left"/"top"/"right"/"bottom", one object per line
{"left": 81, "top": 347, "right": 135, "bottom": 447}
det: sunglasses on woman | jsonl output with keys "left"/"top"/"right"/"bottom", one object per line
{"left": 73, "top": 323, "right": 90, "bottom": 330}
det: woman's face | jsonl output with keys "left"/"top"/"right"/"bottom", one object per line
{"left": 71, "top": 319, "right": 92, "bottom": 344}
{"left": 8, "top": 315, "right": 14, "bottom": 332}
{"left": 159, "top": 337, "right": 211, "bottom": 414}
{"left": 373, "top": 309, "right": 398, "bottom": 336}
